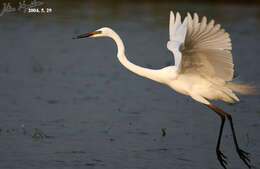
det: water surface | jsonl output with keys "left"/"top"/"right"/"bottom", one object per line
{"left": 1, "top": 1, "right": 260, "bottom": 169}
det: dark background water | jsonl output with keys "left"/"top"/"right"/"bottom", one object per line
{"left": 0, "top": 1, "right": 260, "bottom": 169}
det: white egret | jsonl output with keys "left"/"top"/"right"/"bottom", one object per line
{"left": 73, "top": 11, "right": 255, "bottom": 169}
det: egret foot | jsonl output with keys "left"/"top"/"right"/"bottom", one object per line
{"left": 216, "top": 149, "right": 228, "bottom": 169}
{"left": 237, "top": 148, "right": 251, "bottom": 169}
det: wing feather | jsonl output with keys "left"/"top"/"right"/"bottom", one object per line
{"left": 179, "top": 12, "right": 234, "bottom": 81}
{"left": 167, "top": 11, "right": 234, "bottom": 81}
{"left": 193, "top": 16, "right": 207, "bottom": 41}
{"left": 191, "top": 13, "right": 200, "bottom": 39}
{"left": 167, "top": 11, "right": 187, "bottom": 67}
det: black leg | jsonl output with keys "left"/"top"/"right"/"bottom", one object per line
{"left": 226, "top": 114, "right": 251, "bottom": 169}
{"left": 207, "top": 104, "right": 228, "bottom": 169}
{"left": 207, "top": 104, "right": 251, "bottom": 169}
{"left": 216, "top": 115, "right": 228, "bottom": 169}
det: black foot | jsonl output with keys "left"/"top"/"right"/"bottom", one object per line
{"left": 237, "top": 148, "right": 251, "bottom": 169}
{"left": 217, "top": 149, "right": 228, "bottom": 169}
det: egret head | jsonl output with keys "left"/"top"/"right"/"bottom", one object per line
{"left": 72, "top": 27, "right": 113, "bottom": 39}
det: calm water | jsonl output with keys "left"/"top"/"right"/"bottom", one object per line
{"left": 1, "top": 1, "right": 260, "bottom": 169}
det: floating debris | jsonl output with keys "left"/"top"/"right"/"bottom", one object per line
{"left": 176, "top": 157, "right": 192, "bottom": 162}
{"left": 92, "top": 159, "right": 103, "bottom": 162}
{"left": 109, "top": 138, "right": 115, "bottom": 142}
{"left": 139, "top": 131, "right": 149, "bottom": 135}
{"left": 145, "top": 148, "right": 168, "bottom": 152}
{"left": 246, "top": 133, "right": 250, "bottom": 147}
{"left": 46, "top": 99, "right": 60, "bottom": 104}
{"left": 85, "top": 163, "right": 95, "bottom": 166}
{"left": 71, "top": 150, "right": 86, "bottom": 154}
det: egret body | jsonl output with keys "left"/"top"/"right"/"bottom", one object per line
{"left": 73, "top": 11, "right": 254, "bottom": 169}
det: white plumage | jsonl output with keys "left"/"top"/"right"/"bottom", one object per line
{"left": 166, "top": 11, "right": 253, "bottom": 105}
{"left": 167, "top": 11, "right": 187, "bottom": 68}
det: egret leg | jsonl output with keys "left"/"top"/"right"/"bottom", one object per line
{"left": 207, "top": 104, "right": 228, "bottom": 169}
{"left": 207, "top": 104, "right": 251, "bottom": 169}
{"left": 226, "top": 114, "right": 251, "bottom": 168}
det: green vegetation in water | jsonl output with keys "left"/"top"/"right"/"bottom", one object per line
{"left": 21, "top": 124, "right": 26, "bottom": 135}
{"left": 161, "top": 126, "right": 166, "bottom": 137}
{"left": 31, "top": 56, "right": 44, "bottom": 72}
{"left": 0, "top": 125, "right": 53, "bottom": 138}
{"left": 32, "top": 128, "right": 52, "bottom": 139}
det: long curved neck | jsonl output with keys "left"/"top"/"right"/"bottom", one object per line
{"left": 108, "top": 30, "right": 164, "bottom": 83}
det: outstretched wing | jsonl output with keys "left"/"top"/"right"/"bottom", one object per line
{"left": 167, "top": 11, "right": 187, "bottom": 68}
{"left": 179, "top": 12, "right": 234, "bottom": 81}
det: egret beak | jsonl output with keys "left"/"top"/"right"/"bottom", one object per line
{"left": 72, "top": 31, "right": 102, "bottom": 39}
